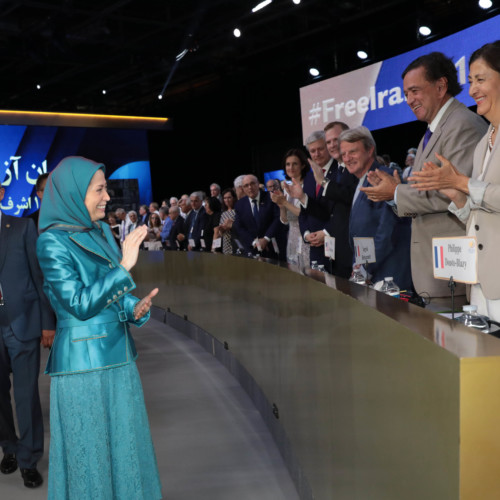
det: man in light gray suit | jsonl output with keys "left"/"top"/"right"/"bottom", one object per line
{"left": 361, "top": 52, "right": 487, "bottom": 300}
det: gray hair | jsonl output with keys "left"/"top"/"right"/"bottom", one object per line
{"left": 210, "top": 183, "right": 221, "bottom": 191}
{"left": 305, "top": 130, "right": 326, "bottom": 148}
{"left": 234, "top": 175, "right": 246, "bottom": 188}
{"left": 190, "top": 191, "right": 204, "bottom": 201}
{"left": 115, "top": 208, "right": 125, "bottom": 216}
{"left": 169, "top": 206, "right": 180, "bottom": 215}
{"left": 169, "top": 196, "right": 178, "bottom": 204}
{"left": 338, "top": 126, "right": 376, "bottom": 157}
{"left": 127, "top": 210, "right": 137, "bottom": 217}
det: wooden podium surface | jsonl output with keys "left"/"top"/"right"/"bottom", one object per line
{"left": 134, "top": 251, "right": 500, "bottom": 500}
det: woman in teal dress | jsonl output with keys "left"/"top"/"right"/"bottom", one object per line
{"left": 36, "top": 156, "right": 162, "bottom": 500}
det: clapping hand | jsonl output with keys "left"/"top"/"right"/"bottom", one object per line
{"left": 120, "top": 225, "right": 148, "bottom": 271}
{"left": 360, "top": 169, "right": 401, "bottom": 202}
{"left": 133, "top": 288, "right": 159, "bottom": 320}
{"left": 308, "top": 159, "right": 325, "bottom": 185}
{"left": 408, "top": 153, "right": 465, "bottom": 191}
{"left": 283, "top": 177, "right": 306, "bottom": 203}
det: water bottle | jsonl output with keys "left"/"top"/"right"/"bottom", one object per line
{"left": 455, "top": 305, "right": 489, "bottom": 333}
{"left": 350, "top": 268, "right": 366, "bottom": 285}
{"left": 380, "top": 277, "right": 400, "bottom": 298}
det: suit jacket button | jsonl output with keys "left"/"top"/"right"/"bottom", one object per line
{"left": 475, "top": 224, "right": 479, "bottom": 231}
{"left": 124, "top": 286, "right": 128, "bottom": 291}
{"left": 107, "top": 299, "right": 112, "bottom": 304}
{"left": 109, "top": 263, "right": 113, "bottom": 268}
{"left": 478, "top": 244, "right": 483, "bottom": 250}
{"left": 113, "top": 294, "right": 117, "bottom": 300}
{"left": 117, "top": 290, "right": 122, "bottom": 295}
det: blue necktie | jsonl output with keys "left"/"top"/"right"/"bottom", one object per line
{"left": 252, "top": 199, "right": 259, "bottom": 222}
{"left": 422, "top": 128, "right": 433, "bottom": 150}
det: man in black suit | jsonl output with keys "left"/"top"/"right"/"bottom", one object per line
{"left": 295, "top": 122, "right": 358, "bottom": 278}
{"left": 137, "top": 204, "right": 150, "bottom": 226}
{"left": 0, "top": 182, "right": 55, "bottom": 488}
{"left": 185, "top": 191, "right": 207, "bottom": 251}
{"left": 233, "top": 174, "right": 284, "bottom": 259}
{"left": 166, "top": 206, "right": 185, "bottom": 250}
{"left": 296, "top": 126, "right": 357, "bottom": 275}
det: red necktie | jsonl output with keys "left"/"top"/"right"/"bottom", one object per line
{"left": 315, "top": 168, "right": 326, "bottom": 197}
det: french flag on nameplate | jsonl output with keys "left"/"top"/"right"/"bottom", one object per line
{"left": 434, "top": 245, "right": 444, "bottom": 269}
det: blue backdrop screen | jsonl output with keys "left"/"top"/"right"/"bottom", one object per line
{"left": 0, "top": 125, "right": 151, "bottom": 216}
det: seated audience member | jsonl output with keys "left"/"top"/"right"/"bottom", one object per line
{"left": 107, "top": 212, "right": 121, "bottom": 242}
{"left": 138, "top": 204, "right": 150, "bottom": 226}
{"left": 233, "top": 174, "right": 283, "bottom": 259}
{"left": 203, "top": 197, "right": 222, "bottom": 251}
{"left": 161, "top": 199, "right": 169, "bottom": 208}
{"left": 233, "top": 175, "right": 246, "bottom": 200}
{"left": 169, "top": 197, "right": 179, "bottom": 208}
{"left": 127, "top": 210, "right": 138, "bottom": 233}
{"left": 215, "top": 188, "right": 237, "bottom": 255}
{"left": 185, "top": 191, "right": 207, "bottom": 251}
{"left": 271, "top": 149, "right": 310, "bottom": 266}
{"left": 167, "top": 206, "right": 186, "bottom": 250}
{"left": 341, "top": 126, "right": 412, "bottom": 289}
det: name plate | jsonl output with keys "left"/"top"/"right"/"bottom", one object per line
{"left": 324, "top": 236, "right": 335, "bottom": 259}
{"left": 432, "top": 236, "right": 478, "bottom": 284}
{"left": 353, "top": 237, "right": 376, "bottom": 265}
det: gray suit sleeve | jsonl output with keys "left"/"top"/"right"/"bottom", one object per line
{"left": 396, "top": 106, "right": 486, "bottom": 218}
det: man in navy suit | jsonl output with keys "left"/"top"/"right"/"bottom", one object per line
{"left": 0, "top": 182, "right": 55, "bottom": 488}
{"left": 185, "top": 191, "right": 207, "bottom": 251}
{"left": 340, "top": 127, "right": 412, "bottom": 289}
{"left": 233, "top": 175, "right": 284, "bottom": 259}
{"left": 166, "top": 206, "right": 185, "bottom": 250}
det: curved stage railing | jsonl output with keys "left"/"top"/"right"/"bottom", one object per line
{"left": 134, "top": 251, "right": 500, "bottom": 500}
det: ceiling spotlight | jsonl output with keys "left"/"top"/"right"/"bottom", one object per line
{"left": 36, "top": 84, "right": 41, "bottom": 90}
{"left": 233, "top": 28, "right": 241, "bottom": 38}
{"left": 293, "top": 0, "right": 301, "bottom": 4}
{"left": 479, "top": 0, "right": 492, "bottom": 8}
{"left": 252, "top": 0, "right": 272, "bottom": 13}
{"left": 357, "top": 50, "right": 368, "bottom": 60}
{"left": 158, "top": 94, "right": 163, "bottom": 100}
{"left": 176, "top": 49, "right": 188, "bottom": 62}
{"left": 309, "top": 67, "right": 320, "bottom": 77}
{"left": 418, "top": 25, "right": 432, "bottom": 36}
{"left": 102, "top": 90, "right": 107, "bottom": 95}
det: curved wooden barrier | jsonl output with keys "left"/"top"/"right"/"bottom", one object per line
{"left": 134, "top": 251, "right": 500, "bottom": 500}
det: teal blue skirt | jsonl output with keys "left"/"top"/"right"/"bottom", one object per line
{"left": 48, "top": 362, "right": 162, "bottom": 500}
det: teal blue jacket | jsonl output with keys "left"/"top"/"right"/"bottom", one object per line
{"left": 37, "top": 224, "right": 148, "bottom": 376}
